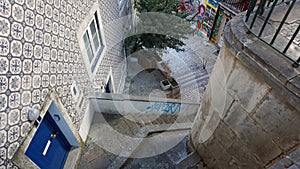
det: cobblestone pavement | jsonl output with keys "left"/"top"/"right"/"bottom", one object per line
{"left": 162, "top": 35, "right": 219, "bottom": 102}
{"left": 126, "top": 69, "right": 166, "bottom": 97}
{"left": 124, "top": 34, "right": 219, "bottom": 103}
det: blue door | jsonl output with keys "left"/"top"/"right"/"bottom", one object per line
{"left": 25, "top": 113, "right": 70, "bottom": 169}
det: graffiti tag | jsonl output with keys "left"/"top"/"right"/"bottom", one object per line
{"left": 146, "top": 103, "right": 181, "bottom": 114}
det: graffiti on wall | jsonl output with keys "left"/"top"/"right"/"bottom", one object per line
{"left": 208, "top": 0, "right": 219, "bottom": 8}
{"left": 178, "top": 0, "right": 224, "bottom": 42}
{"left": 195, "top": 4, "right": 206, "bottom": 36}
{"left": 210, "top": 12, "right": 223, "bottom": 44}
{"left": 146, "top": 102, "right": 181, "bottom": 114}
{"left": 178, "top": 0, "right": 201, "bottom": 13}
{"left": 202, "top": 2, "right": 218, "bottom": 37}
{"left": 177, "top": 1, "right": 210, "bottom": 37}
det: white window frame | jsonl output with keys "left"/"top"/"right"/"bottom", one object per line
{"left": 82, "top": 11, "right": 104, "bottom": 72}
{"left": 77, "top": 1, "right": 106, "bottom": 79}
{"left": 83, "top": 14, "right": 103, "bottom": 65}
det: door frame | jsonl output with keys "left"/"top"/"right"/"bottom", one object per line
{"left": 105, "top": 67, "right": 115, "bottom": 93}
{"left": 13, "top": 89, "right": 82, "bottom": 169}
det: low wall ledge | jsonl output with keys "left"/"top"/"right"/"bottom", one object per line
{"left": 223, "top": 14, "right": 300, "bottom": 111}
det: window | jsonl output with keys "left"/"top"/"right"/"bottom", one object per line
{"left": 83, "top": 12, "right": 104, "bottom": 71}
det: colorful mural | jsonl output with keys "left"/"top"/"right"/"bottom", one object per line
{"left": 208, "top": 0, "right": 219, "bottom": 8}
{"left": 210, "top": 12, "right": 223, "bottom": 44}
{"left": 195, "top": 5, "right": 206, "bottom": 36}
{"left": 202, "top": 2, "right": 218, "bottom": 37}
{"left": 178, "top": 0, "right": 201, "bottom": 13}
{"left": 215, "top": 10, "right": 231, "bottom": 47}
{"left": 183, "top": 0, "right": 249, "bottom": 45}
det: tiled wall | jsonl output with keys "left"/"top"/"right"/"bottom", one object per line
{"left": 94, "top": 0, "right": 129, "bottom": 91}
{"left": 0, "top": 0, "right": 127, "bottom": 168}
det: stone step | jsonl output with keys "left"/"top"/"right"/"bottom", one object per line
{"left": 179, "top": 75, "right": 209, "bottom": 90}
{"left": 175, "top": 69, "right": 207, "bottom": 82}
{"left": 107, "top": 127, "right": 149, "bottom": 169}
{"left": 107, "top": 123, "right": 193, "bottom": 169}
{"left": 121, "top": 130, "right": 193, "bottom": 169}
{"left": 178, "top": 72, "right": 208, "bottom": 86}
{"left": 175, "top": 151, "right": 203, "bottom": 169}
{"left": 124, "top": 113, "right": 194, "bottom": 127}
{"left": 146, "top": 122, "right": 193, "bottom": 133}
{"left": 180, "top": 74, "right": 209, "bottom": 88}
{"left": 102, "top": 114, "right": 141, "bottom": 137}
{"left": 95, "top": 113, "right": 197, "bottom": 165}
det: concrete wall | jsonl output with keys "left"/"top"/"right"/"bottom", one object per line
{"left": 90, "top": 93, "right": 200, "bottom": 116}
{"left": 191, "top": 15, "right": 300, "bottom": 169}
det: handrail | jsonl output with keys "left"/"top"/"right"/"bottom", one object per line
{"left": 219, "top": 0, "right": 249, "bottom": 13}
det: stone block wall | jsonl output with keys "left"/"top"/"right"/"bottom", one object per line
{"left": 191, "top": 15, "right": 300, "bottom": 169}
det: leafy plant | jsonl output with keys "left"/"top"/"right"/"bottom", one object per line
{"left": 124, "top": 0, "right": 194, "bottom": 55}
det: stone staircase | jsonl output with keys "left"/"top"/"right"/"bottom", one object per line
{"left": 105, "top": 111, "right": 204, "bottom": 169}
{"left": 161, "top": 49, "right": 212, "bottom": 103}
{"left": 163, "top": 51, "right": 209, "bottom": 86}
{"left": 78, "top": 35, "right": 218, "bottom": 169}
{"left": 98, "top": 112, "right": 195, "bottom": 139}
{"left": 78, "top": 106, "right": 204, "bottom": 169}
{"left": 176, "top": 69, "right": 209, "bottom": 88}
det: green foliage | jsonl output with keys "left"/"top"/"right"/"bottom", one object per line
{"left": 125, "top": 0, "right": 193, "bottom": 55}
{"left": 133, "top": 0, "right": 189, "bottom": 18}
{"left": 125, "top": 33, "right": 185, "bottom": 54}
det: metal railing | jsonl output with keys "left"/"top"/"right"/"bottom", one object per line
{"left": 244, "top": 0, "right": 300, "bottom": 67}
{"left": 220, "top": 0, "right": 249, "bottom": 13}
